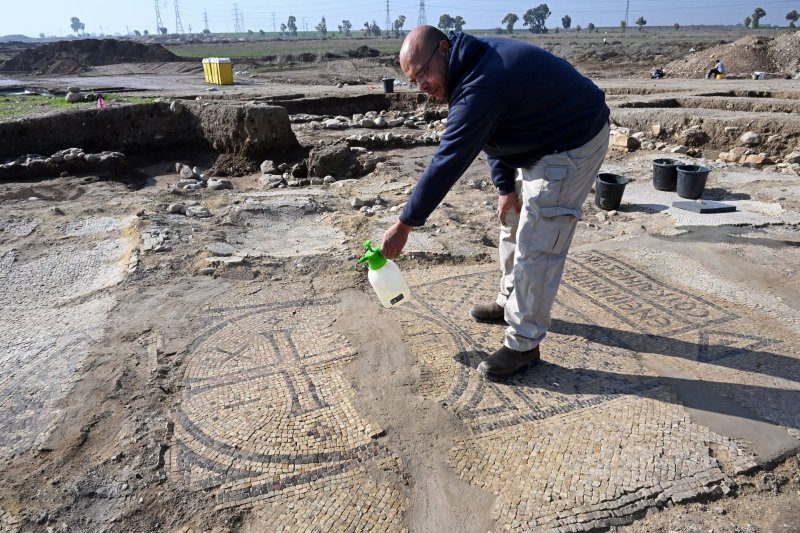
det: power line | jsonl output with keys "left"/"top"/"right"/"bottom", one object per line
{"left": 174, "top": 0, "right": 184, "bottom": 34}
{"left": 272, "top": 12, "right": 277, "bottom": 33}
{"left": 418, "top": 0, "right": 427, "bottom": 26}
{"left": 233, "top": 4, "right": 241, "bottom": 33}
{"left": 385, "top": 0, "right": 391, "bottom": 35}
{"left": 203, "top": 9, "right": 210, "bottom": 32}
{"left": 154, "top": 0, "right": 164, "bottom": 34}
{"left": 624, "top": 0, "right": 630, "bottom": 28}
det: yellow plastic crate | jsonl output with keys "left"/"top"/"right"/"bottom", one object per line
{"left": 201, "top": 58, "right": 213, "bottom": 83}
{"left": 202, "top": 58, "right": 233, "bottom": 85}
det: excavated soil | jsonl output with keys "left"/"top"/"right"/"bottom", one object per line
{"left": 0, "top": 39, "right": 184, "bottom": 74}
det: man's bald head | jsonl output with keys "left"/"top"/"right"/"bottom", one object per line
{"left": 400, "top": 25, "right": 448, "bottom": 71}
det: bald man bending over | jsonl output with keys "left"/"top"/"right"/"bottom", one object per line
{"left": 381, "top": 26, "right": 610, "bottom": 380}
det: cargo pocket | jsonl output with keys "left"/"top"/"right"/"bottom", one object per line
{"left": 528, "top": 213, "right": 577, "bottom": 255}
{"left": 539, "top": 165, "right": 569, "bottom": 206}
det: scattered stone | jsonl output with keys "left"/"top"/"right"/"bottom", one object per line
{"left": 359, "top": 118, "right": 376, "bottom": 128}
{"left": 739, "top": 131, "right": 761, "bottom": 146}
{"left": 50, "top": 206, "right": 65, "bottom": 216}
{"left": 205, "top": 255, "right": 245, "bottom": 265}
{"left": 167, "top": 203, "right": 185, "bottom": 214}
{"left": 611, "top": 133, "right": 641, "bottom": 151}
{"left": 260, "top": 160, "right": 277, "bottom": 174}
{"left": 650, "top": 124, "right": 663, "bottom": 137}
{"left": 169, "top": 100, "right": 185, "bottom": 113}
{"left": 67, "top": 86, "right": 81, "bottom": 93}
{"left": 259, "top": 175, "right": 285, "bottom": 189}
{"left": 784, "top": 151, "right": 800, "bottom": 164}
{"left": 374, "top": 117, "right": 388, "bottom": 128}
{"left": 176, "top": 179, "right": 200, "bottom": 189}
{"left": 671, "top": 145, "right": 689, "bottom": 154}
{"left": 351, "top": 197, "right": 365, "bottom": 208}
{"left": 323, "top": 175, "right": 336, "bottom": 184}
{"left": 310, "top": 177, "right": 324, "bottom": 186}
{"left": 65, "top": 92, "right": 83, "bottom": 103}
{"left": 206, "top": 242, "right": 236, "bottom": 256}
{"left": 207, "top": 178, "right": 233, "bottom": 190}
{"left": 180, "top": 166, "right": 196, "bottom": 180}
{"left": 185, "top": 206, "right": 212, "bottom": 218}
{"left": 743, "top": 154, "right": 774, "bottom": 166}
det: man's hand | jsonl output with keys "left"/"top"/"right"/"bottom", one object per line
{"left": 381, "top": 220, "right": 413, "bottom": 259}
{"left": 498, "top": 191, "right": 521, "bottom": 225}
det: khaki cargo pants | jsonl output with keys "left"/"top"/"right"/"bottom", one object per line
{"left": 496, "top": 123, "right": 610, "bottom": 351}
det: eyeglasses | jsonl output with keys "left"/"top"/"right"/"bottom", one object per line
{"left": 410, "top": 45, "right": 439, "bottom": 86}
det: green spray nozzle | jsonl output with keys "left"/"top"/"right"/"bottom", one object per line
{"left": 357, "top": 240, "right": 387, "bottom": 270}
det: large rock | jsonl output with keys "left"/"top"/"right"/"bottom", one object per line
{"left": 610, "top": 133, "right": 640, "bottom": 151}
{"left": 739, "top": 131, "right": 761, "bottom": 146}
{"left": 784, "top": 151, "right": 800, "bottom": 164}
{"left": 306, "top": 143, "right": 360, "bottom": 179}
{"left": 65, "top": 92, "right": 83, "bottom": 103}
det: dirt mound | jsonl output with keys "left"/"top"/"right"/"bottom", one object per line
{"left": 664, "top": 32, "right": 800, "bottom": 78}
{"left": 0, "top": 38, "right": 182, "bottom": 74}
{"left": 347, "top": 45, "right": 381, "bottom": 58}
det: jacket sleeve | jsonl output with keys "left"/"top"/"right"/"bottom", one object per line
{"left": 487, "top": 157, "right": 516, "bottom": 195}
{"left": 399, "top": 89, "right": 507, "bottom": 227}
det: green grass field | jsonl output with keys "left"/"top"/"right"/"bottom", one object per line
{"left": 163, "top": 26, "right": 779, "bottom": 61}
{"left": 166, "top": 37, "right": 402, "bottom": 60}
{"left": 0, "top": 94, "right": 154, "bottom": 121}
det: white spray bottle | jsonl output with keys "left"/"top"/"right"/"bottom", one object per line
{"left": 357, "top": 240, "right": 411, "bottom": 308}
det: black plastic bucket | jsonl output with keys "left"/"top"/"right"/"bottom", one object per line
{"left": 594, "top": 173, "right": 630, "bottom": 211}
{"left": 382, "top": 78, "right": 395, "bottom": 93}
{"left": 676, "top": 165, "right": 710, "bottom": 199}
{"left": 652, "top": 158, "right": 683, "bottom": 191}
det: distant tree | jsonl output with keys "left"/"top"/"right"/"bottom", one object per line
{"left": 70, "top": 17, "right": 83, "bottom": 35}
{"left": 259, "top": 29, "right": 265, "bottom": 36}
{"left": 370, "top": 21, "right": 381, "bottom": 36}
{"left": 247, "top": 29, "right": 254, "bottom": 34}
{"left": 287, "top": 16, "right": 297, "bottom": 36}
{"left": 502, "top": 13, "right": 518, "bottom": 34}
{"left": 523, "top": 4, "right": 551, "bottom": 34}
{"left": 786, "top": 10, "right": 799, "bottom": 28}
{"left": 202, "top": 28, "right": 210, "bottom": 35}
{"left": 562, "top": 15, "right": 571, "bottom": 30}
{"left": 134, "top": 29, "right": 141, "bottom": 36}
{"left": 438, "top": 14, "right": 455, "bottom": 31}
{"left": 280, "top": 22, "right": 287, "bottom": 35}
{"left": 143, "top": 29, "right": 149, "bottom": 36}
{"left": 363, "top": 21, "right": 371, "bottom": 36}
{"left": 316, "top": 16, "right": 327, "bottom": 36}
{"left": 744, "top": 16, "right": 752, "bottom": 28}
{"left": 575, "top": 25, "right": 581, "bottom": 32}
{"left": 751, "top": 7, "right": 766, "bottom": 28}
{"left": 587, "top": 22, "right": 595, "bottom": 32}
{"left": 341, "top": 19, "right": 352, "bottom": 37}
{"left": 39, "top": 32, "right": 45, "bottom": 39}
{"left": 619, "top": 20, "right": 627, "bottom": 32}
{"left": 635, "top": 16, "right": 647, "bottom": 31}
{"left": 453, "top": 16, "right": 466, "bottom": 31}
{"left": 159, "top": 27, "right": 167, "bottom": 35}
{"left": 674, "top": 22, "right": 680, "bottom": 31}
{"left": 393, "top": 15, "right": 406, "bottom": 37}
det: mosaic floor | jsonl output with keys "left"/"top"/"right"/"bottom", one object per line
{"left": 169, "top": 250, "right": 799, "bottom": 531}
{"left": 0, "top": 229, "right": 130, "bottom": 457}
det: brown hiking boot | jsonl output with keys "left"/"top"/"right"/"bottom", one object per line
{"left": 477, "top": 345, "right": 540, "bottom": 379}
{"left": 469, "top": 302, "right": 505, "bottom": 323}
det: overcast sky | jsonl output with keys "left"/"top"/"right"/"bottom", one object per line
{"left": 3, "top": 0, "right": 798, "bottom": 37}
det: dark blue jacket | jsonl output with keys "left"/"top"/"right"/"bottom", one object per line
{"left": 400, "top": 32, "right": 609, "bottom": 227}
